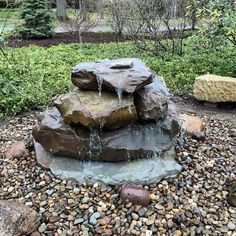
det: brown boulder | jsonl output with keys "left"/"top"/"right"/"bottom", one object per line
{"left": 120, "top": 184, "right": 150, "bottom": 206}
{"left": 134, "top": 76, "right": 169, "bottom": 120}
{"left": 54, "top": 90, "right": 137, "bottom": 129}
{"left": 181, "top": 114, "right": 204, "bottom": 133}
{"left": 5, "top": 142, "right": 29, "bottom": 160}
{"left": 0, "top": 200, "right": 40, "bottom": 236}
{"left": 71, "top": 58, "right": 154, "bottom": 94}
{"left": 33, "top": 108, "right": 175, "bottom": 162}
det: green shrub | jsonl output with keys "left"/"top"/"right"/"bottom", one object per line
{"left": 16, "top": 0, "right": 54, "bottom": 39}
{"left": 197, "top": 0, "right": 236, "bottom": 47}
{"left": 0, "top": 41, "right": 235, "bottom": 120}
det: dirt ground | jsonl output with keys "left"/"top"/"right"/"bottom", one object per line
{"left": 7, "top": 32, "right": 128, "bottom": 48}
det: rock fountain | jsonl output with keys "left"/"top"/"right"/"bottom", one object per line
{"left": 33, "top": 58, "right": 181, "bottom": 185}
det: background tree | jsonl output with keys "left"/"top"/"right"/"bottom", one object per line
{"left": 62, "top": 0, "right": 98, "bottom": 49}
{"left": 96, "top": 0, "right": 104, "bottom": 19}
{"left": 108, "top": 0, "right": 126, "bottom": 36}
{"left": 17, "top": 0, "right": 54, "bottom": 39}
{"left": 56, "top": 0, "right": 68, "bottom": 21}
{"left": 123, "top": 0, "right": 190, "bottom": 56}
{"left": 197, "top": 0, "right": 236, "bottom": 47}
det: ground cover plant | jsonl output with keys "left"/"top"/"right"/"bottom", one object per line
{"left": 1, "top": 39, "right": 235, "bottom": 120}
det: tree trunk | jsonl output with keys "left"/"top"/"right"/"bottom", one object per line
{"left": 191, "top": 8, "right": 197, "bottom": 30}
{"left": 96, "top": 0, "right": 104, "bottom": 19}
{"left": 56, "top": 0, "right": 68, "bottom": 22}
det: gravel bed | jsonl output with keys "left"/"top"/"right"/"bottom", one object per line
{"left": 0, "top": 111, "right": 236, "bottom": 236}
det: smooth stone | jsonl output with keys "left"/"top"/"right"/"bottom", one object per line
{"left": 91, "top": 212, "right": 101, "bottom": 219}
{"left": 89, "top": 216, "right": 97, "bottom": 226}
{"left": 74, "top": 218, "right": 84, "bottom": 225}
{"left": 138, "top": 208, "right": 147, "bottom": 217}
{"left": 33, "top": 108, "right": 176, "bottom": 162}
{"left": 193, "top": 74, "right": 236, "bottom": 102}
{"left": 131, "top": 213, "right": 139, "bottom": 220}
{"left": 34, "top": 142, "right": 181, "bottom": 185}
{"left": 134, "top": 76, "right": 169, "bottom": 120}
{"left": 71, "top": 58, "right": 154, "bottom": 93}
{"left": 54, "top": 90, "right": 137, "bottom": 129}
{"left": 120, "top": 184, "right": 150, "bottom": 206}
{"left": 38, "top": 223, "right": 47, "bottom": 233}
{"left": 227, "top": 222, "right": 236, "bottom": 231}
{"left": 167, "top": 219, "right": 174, "bottom": 229}
{"left": 0, "top": 200, "right": 41, "bottom": 236}
{"left": 173, "top": 229, "right": 182, "bottom": 236}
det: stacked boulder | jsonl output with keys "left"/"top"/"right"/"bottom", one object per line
{"left": 33, "top": 58, "right": 180, "bottom": 162}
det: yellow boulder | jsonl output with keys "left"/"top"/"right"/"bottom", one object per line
{"left": 193, "top": 74, "right": 236, "bottom": 102}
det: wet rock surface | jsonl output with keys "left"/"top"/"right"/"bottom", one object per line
{"left": 71, "top": 58, "right": 154, "bottom": 93}
{"left": 0, "top": 200, "right": 40, "bottom": 236}
{"left": 54, "top": 89, "right": 137, "bottom": 129}
{"left": 36, "top": 58, "right": 179, "bottom": 166}
{"left": 34, "top": 142, "right": 181, "bottom": 185}
{"left": 0, "top": 98, "right": 236, "bottom": 235}
{"left": 134, "top": 76, "right": 169, "bottom": 120}
{"left": 33, "top": 108, "right": 176, "bottom": 162}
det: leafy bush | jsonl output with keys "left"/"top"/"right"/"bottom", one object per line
{"left": 197, "top": 0, "right": 236, "bottom": 47}
{"left": 0, "top": 41, "right": 235, "bottom": 120}
{"left": 17, "top": 0, "right": 54, "bottom": 39}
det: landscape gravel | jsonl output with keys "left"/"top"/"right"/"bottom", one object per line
{"left": 0, "top": 107, "right": 236, "bottom": 235}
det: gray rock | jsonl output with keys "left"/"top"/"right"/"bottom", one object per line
{"left": 38, "top": 223, "right": 47, "bottom": 233}
{"left": 74, "top": 218, "right": 84, "bottom": 225}
{"left": 89, "top": 217, "right": 97, "bottom": 226}
{"left": 89, "top": 213, "right": 100, "bottom": 226}
{"left": 227, "top": 222, "right": 236, "bottom": 231}
{"left": 131, "top": 213, "right": 139, "bottom": 220}
{"left": 91, "top": 212, "right": 101, "bottom": 219}
{"left": 138, "top": 207, "right": 147, "bottom": 217}
{"left": 134, "top": 76, "right": 169, "bottom": 120}
{"left": 71, "top": 58, "right": 154, "bottom": 94}
{"left": 34, "top": 141, "right": 181, "bottom": 185}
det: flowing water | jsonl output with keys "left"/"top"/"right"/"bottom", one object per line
{"left": 96, "top": 75, "right": 104, "bottom": 98}
{"left": 88, "top": 128, "right": 102, "bottom": 158}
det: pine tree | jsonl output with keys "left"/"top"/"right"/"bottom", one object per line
{"left": 17, "top": 0, "right": 54, "bottom": 39}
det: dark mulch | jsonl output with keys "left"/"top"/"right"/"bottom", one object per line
{"left": 7, "top": 32, "right": 128, "bottom": 48}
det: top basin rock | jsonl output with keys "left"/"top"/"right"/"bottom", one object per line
{"left": 71, "top": 58, "right": 154, "bottom": 94}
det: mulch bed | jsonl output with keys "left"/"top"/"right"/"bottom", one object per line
{"left": 7, "top": 32, "right": 128, "bottom": 48}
